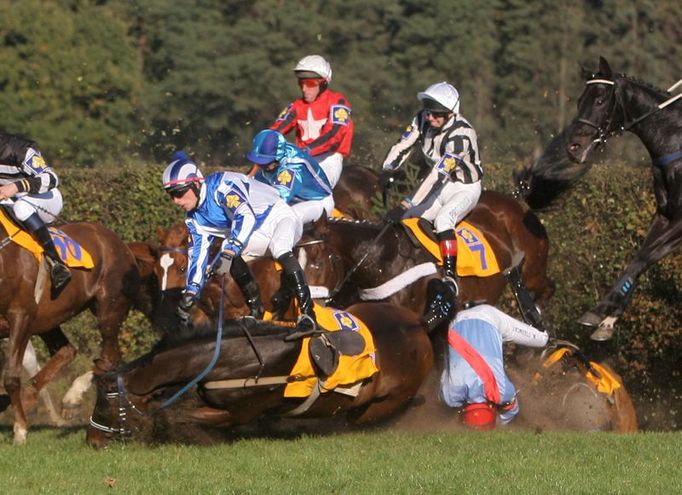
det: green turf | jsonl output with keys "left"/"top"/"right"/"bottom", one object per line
{"left": 1, "top": 427, "right": 681, "bottom": 494}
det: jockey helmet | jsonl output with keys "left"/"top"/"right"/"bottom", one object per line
{"left": 247, "top": 129, "right": 286, "bottom": 166}
{"left": 161, "top": 150, "right": 204, "bottom": 194}
{"left": 417, "top": 82, "right": 460, "bottom": 115}
{"left": 461, "top": 402, "right": 496, "bottom": 431}
{"left": 294, "top": 55, "right": 332, "bottom": 83}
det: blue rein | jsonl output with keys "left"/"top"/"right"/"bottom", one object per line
{"left": 653, "top": 150, "right": 682, "bottom": 167}
{"left": 158, "top": 268, "right": 226, "bottom": 411}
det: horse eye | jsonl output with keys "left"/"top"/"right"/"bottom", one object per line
{"left": 596, "top": 98, "right": 605, "bottom": 105}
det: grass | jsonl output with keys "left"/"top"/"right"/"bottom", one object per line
{"left": 1, "top": 427, "right": 681, "bottom": 494}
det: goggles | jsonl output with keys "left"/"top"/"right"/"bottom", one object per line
{"left": 167, "top": 185, "right": 192, "bottom": 199}
{"left": 298, "top": 78, "right": 324, "bottom": 89}
{"left": 425, "top": 109, "right": 451, "bottom": 118}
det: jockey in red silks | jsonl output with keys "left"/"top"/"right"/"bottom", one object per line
{"left": 269, "top": 54, "right": 353, "bottom": 189}
{"left": 439, "top": 302, "right": 549, "bottom": 430}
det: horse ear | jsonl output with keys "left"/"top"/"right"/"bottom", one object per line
{"left": 156, "top": 226, "right": 166, "bottom": 242}
{"left": 598, "top": 56, "right": 612, "bottom": 78}
{"left": 579, "top": 63, "right": 593, "bottom": 81}
{"left": 312, "top": 214, "right": 329, "bottom": 235}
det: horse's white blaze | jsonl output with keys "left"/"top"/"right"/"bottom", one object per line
{"left": 159, "top": 253, "right": 174, "bottom": 291}
{"left": 298, "top": 248, "right": 308, "bottom": 269}
{"left": 62, "top": 370, "right": 94, "bottom": 408}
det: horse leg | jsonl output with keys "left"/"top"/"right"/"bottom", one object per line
{"left": 580, "top": 213, "right": 682, "bottom": 340}
{"left": 4, "top": 313, "right": 32, "bottom": 444}
{"left": 93, "top": 296, "right": 129, "bottom": 370}
{"left": 21, "top": 339, "right": 66, "bottom": 426}
{"left": 61, "top": 370, "right": 94, "bottom": 421}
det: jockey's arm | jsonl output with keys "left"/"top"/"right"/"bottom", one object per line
{"left": 270, "top": 103, "right": 296, "bottom": 136}
{"left": 492, "top": 307, "right": 549, "bottom": 348}
{"left": 221, "top": 200, "right": 257, "bottom": 256}
{"left": 184, "top": 222, "right": 214, "bottom": 296}
{"left": 382, "top": 116, "right": 420, "bottom": 172}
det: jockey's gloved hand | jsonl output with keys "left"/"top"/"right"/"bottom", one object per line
{"left": 385, "top": 205, "right": 406, "bottom": 226}
{"left": 213, "top": 251, "right": 234, "bottom": 277}
{"left": 177, "top": 292, "right": 195, "bottom": 328}
{"left": 379, "top": 169, "right": 396, "bottom": 190}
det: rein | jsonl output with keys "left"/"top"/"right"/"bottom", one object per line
{"left": 579, "top": 76, "right": 682, "bottom": 150}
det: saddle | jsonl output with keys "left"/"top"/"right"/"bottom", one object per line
{"left": 399, "top": 217, "right": 500, "bottom": 277}
{"left": 309, "top": 329, "right": 366, "bottom": 378}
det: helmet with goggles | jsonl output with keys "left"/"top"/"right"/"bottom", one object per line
{"left": 161, "top": 151, "right": 204, "bottom": 195}
{"left": 417, "top": 81, "right": 460, "bottom": 115}
{"left": 247, "top": 129, "right": 287, "bottom": 166}
{"left": 294, "top": 55, "right": 332, "bottom": 83}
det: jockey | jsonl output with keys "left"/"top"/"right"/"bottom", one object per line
{"left": 0, "top": 133, "right": 71, "bottom": 291}
{"left": 161, "top": 151, "right": 319, "bottom": 333}
{"left": 268, "top": 54, "right": 353, "bottom": 188}
{"left": 439, "top": 302, "right": 549, "bottom": 431}
{"left": 249, "top": 129, "right": 334, "bottom": 226}
{"left": 382, "top": 82, "right": 483, "bottom": 295}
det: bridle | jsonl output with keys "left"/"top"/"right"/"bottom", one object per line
{"left": 88, "top": 374, "right": 145, "bottom": 439}
{"left": 577, "top": 75, "right": 682, "bottom": 148}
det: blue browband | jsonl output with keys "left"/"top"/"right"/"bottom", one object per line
{"left": 653, "top": 150, "right": 682, "bottom": 167}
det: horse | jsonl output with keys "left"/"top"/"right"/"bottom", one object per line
{"left": 333, "top": 164, "right": 380, "bottom": 220}
{"left": 515, "top": 56, "right": 682, "bottom": 340}
{"left": 307, "top": 190, "right": 555, "bottom": 318}
{"left": 129, "top": 224, "right": 344, "bottom": 332}
{"left": 0, "top": 220, "right": 139, "bottom": 444}
{"left": 85, "top": 302, "right": 433, "bottom": 448}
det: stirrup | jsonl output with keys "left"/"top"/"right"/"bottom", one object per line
{"left": 284, "top": 314, "right": 321, "bottom": 341}
{"left": 46, "top": 258, "right": 72, "bottom": 290}
{"left": 442, "top": 276, "right": 459, "bottom": 297}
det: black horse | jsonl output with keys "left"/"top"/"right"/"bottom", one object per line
{"left": 515, "top": 56, "right": 682, "bottom": 340}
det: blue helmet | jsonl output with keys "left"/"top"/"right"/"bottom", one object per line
{"left": 161, "top": 151, "right": 204, "bottom": 192}
{"left": 246, "top": 130, "right": 286, "bottom": 165}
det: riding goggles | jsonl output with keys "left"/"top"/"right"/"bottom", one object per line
{"left": 167, "top": 185, "right": 192, "bottom": 198}
{"left": 298, "top": 78, "right": 324, "bottom": 88}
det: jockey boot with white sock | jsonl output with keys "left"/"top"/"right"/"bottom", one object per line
{"left": 24, "top": 213, "right": 71, "bottom": 291}
{"left": 278, "top": 252, "right": 319, "bottom": 339}
{"left": 229, "top": 256, "right": 264, "bottom": 318}
{"left": 437, "top": 230, "right": 458, "bottom": 296}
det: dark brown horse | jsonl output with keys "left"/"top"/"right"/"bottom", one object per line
{"left": 333, "top": 164, "right": 380, "bottom": 219}
{"left": 306, "top": 190, "right": 555, "bottom": 317}
{"left": 86, "top": 302, "right": 433, "bottom": 448}
{"left": 515, "top": 56, "right": 682, "bottom": 340}
{"left": 0, "top": 221, "right": 139, "bottom": 443}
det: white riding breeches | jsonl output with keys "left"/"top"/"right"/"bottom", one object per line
{"left": 1, "top": 189, "right": 64, "bottom": 224}
{"left": 421, "top": 181, "right": 482, "bottom": 233}
{"left": 316, "top": 151, "right": 344, "bottom": 189}
{"left": 291, "top": 195, "right": 335, "bottom": 226}
{"left": 243, "top": 201, "right": 303, "bottom": 259}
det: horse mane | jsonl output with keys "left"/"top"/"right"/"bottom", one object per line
{"left": 328, "top": 217, "right": 383, "bottom": 229}
{"left": 589, "top": 69, "right": 672, "bottom": 97}
{"left": 109, "top": 318, "right": 290, "bottom": 375}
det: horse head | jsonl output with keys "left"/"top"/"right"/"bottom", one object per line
{"left": 514, "top": 56, "right": 618, "bottom": 210}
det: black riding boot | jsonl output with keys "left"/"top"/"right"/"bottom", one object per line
{"left": 437, "top": 230, "right": 458, "bottom": 295}
{"left": 271, "top": 270, "right": 295, "bottom": 320}
{"left": 278, "top": 252, "right": 319, "bottom": 338}
{"left": 229, "top": 256, "right": 264, "bottom": 318}
{"left": 24, "top": 213, "right": 71, "bottom": 291}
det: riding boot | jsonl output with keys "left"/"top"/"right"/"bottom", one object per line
{"left": 229, "top": 256, "right": 264, "bottom": 318}
{"left": 24, "top": 213, "right": 71, "bottom": 291}
{"left": 437, "top": 230, "right": 458, "bottom": 296}
{"left": 271, "top": 270, "right": 295, "bottom": 320}
{"left": 278, "top": 252, "right": 319, "bottom": 339}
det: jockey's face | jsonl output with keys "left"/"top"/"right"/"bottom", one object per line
{"left": 425, "top": 110, "right": 452, "bottom": 129}
{"left": 298, "top": 78, "right": 322, "bottom": 103}
{"left": 170, "top": 186, "right": 199, "bottom": 211}
{"left": 263, "top": 161, "right": 279, "bottom": 172}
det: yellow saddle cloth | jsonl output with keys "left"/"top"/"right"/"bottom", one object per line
{"left": 284, "top": 304, "right": 379, "bottom": 398}
{"left": 401, "top": 218, "right": 500, "bottom": 277}
{"left": 0, "top": 210, "right": 94, "bottom": 269}
{"left": 538, "top": 347, "right": 622, "bottom": 397}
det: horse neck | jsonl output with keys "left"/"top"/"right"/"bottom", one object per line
{"left": 123, "top": 332, "right": 299, "bottom": 397}
{"left": 619, "top": 78, "right": 682, "bottom": 156}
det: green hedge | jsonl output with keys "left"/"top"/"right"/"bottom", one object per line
{"left": 36, "top": 162, "right": 682, "bottom": 429}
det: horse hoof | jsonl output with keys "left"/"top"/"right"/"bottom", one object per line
{"left": 13, "top": 425, "right": 28, "bottom": 445}
{"left": 61, "top": 404, "right": 81, "bottom": 422}
{"left": 577, "top": 311, "right": 602, "bottom": 328}
{"left": 590, "top": 317, "right": 618, "bottom": 342}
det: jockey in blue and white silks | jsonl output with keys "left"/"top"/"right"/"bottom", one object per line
{"left": 249, "top": 129, "right": 334, "bottom": 226}
{"left": 183, "top": 170, "right": 296, "bottom": 297}
{"left": 439, "top": 303, "right": 548, "bottom": 430}
{"left": 162, "top": 150, "right": 319, "bottom": 332}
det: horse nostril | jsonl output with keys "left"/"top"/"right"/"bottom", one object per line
{"left": 568, "top": 143, "right": 581, "bottom": 153}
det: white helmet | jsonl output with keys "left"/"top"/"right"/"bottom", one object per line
{"left": 294, "top": 55, "right": 332, "bottom": 83}
{"left": 161, "top": 150, "right": 204, "bottom": 192}
{"left": 417, "top": 82, "right": 460, "bottom": 114}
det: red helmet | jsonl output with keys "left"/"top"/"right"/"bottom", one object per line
{"left": 461, "top": 403, "right": 496, "bottom": 431}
